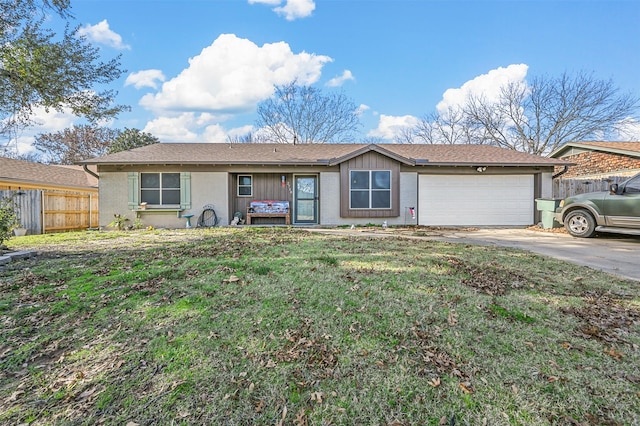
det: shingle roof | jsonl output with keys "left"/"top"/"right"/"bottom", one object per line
{"left": 0, "top": 157, "right": 98, "bottom": 189}
{"left": 82, "top": 143, "right": 568, "bottom": 167}
{"left": 549, "top": 141, "right": 640, "bottom": 158}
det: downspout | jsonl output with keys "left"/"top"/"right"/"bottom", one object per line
{"left": 552, "top": 165, "right": 569, "bottom": 179}
{"left": 83, "top": 165, "right": 98, "bottom": 230}
{"left": 83, "top": 164, "right": 99, "bottom": 180}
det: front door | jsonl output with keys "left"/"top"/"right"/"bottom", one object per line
{"left": 294, "top": 175, "right": 318, "bottom": 224}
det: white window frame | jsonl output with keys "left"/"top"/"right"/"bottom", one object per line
{"left": 238, "top": 174, "right": 253, "bottom": 197}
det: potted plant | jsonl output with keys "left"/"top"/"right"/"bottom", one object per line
{"left": 13, "top": 227, "right": 28, "bottom": 236}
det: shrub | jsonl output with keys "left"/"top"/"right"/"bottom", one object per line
{"left": 0, "top": 196, "right": 19, "bottom": 246}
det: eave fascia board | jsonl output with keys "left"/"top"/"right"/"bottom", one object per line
{"left": 549, "top": 142, "right": 640, "bottom": 159}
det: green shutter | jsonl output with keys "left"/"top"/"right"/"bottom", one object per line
{"left": 128, "top": 172, "right": 139, "bottom": 209}
{"left": 180, "top": 172, "right": 191, "bottom": 210}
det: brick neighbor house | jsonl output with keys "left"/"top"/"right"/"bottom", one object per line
{"left": 549, "top": 141, "right": 640, "bottom": 197}
{"left": 549, "top": 141, "right": 640, "bottom": 179}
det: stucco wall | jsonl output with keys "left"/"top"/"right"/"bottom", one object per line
{"left": 540, "top": 172, "right": 553, "bottom": 198}
{"left": 98, "top": 171, "right": 130, "bottom": 228}
{"left": 99, "top": 171, "right": 229, "bottom": 229}
{"left": 190, "top": 172, "right": 229, "bottom": 226}
{"left": 318, "top": 171, "right": 418, "bottom": 226}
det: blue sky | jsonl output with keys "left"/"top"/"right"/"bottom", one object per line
{"left": 16, "top": 0, "right": 640, "bottom": 151}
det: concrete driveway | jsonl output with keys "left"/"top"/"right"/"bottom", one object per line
{"left": 307, "top": 227, "right": 640, "bottom": 282}
{"left": 435, "top": 228, "right": 640, "bottom": 282}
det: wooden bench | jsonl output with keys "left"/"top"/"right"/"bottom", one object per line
{"left": 246, "top": 200, "right": 290, "bottom": 225}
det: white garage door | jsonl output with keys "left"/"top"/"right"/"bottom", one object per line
{"left": 419, "top": 175, "right": 534, "bottom": 226}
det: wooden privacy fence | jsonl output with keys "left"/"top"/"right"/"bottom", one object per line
{"left": 553, "top": 176, "right": 628, "bottom": 199}
{"left": 0, "top": 189, "right": 98, "bottom": 234}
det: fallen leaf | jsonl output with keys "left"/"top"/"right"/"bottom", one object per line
{"left": 223, "top": 275, "right": 240, "bottom": 283}
{"left": 430, "top": 377, "right": 441, "bottom": 387}
{"left": 310, "top": 391, "right": 324, "bottom": 404}
{"left": 459, "top": 382, "right": 474, "bottom": 394}
{"left": 294, "top": 407, "right": 308, "bottom": 426}
{"left": 448, "top": 310, "right": 458, "bottom": 326}
{"left": 604, "top": 347, "right": 624, "bottom": 360}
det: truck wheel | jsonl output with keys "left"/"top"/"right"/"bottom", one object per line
{"left": 564, "top": 209, "right": 596, "bottom": 238}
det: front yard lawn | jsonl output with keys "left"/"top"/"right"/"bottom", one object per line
{"left": 1, "top": 228, "right": 638, "bottom": 425}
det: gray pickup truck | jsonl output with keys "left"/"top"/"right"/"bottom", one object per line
{"left": 555, "top": 173, "right": 640, "bottom": 237}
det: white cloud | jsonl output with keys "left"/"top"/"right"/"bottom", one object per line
{"left": 249, "top": 0, "right": 315, "bottom": 20}
{"left": 125, "top": 70, "right": 166, "bottom": 89}
{"left": 326, "top": 70, "right": 355, "bottom": 87}
{"left": 77, "top": 20, "right": 130, "bottom": 50}
{"left": 367, "top": 114, "right": 420, "bottom": 141}
{"left": 142, "top": 113, "right": 259, "bottom": 142}
{"left": 3, "top": 107, "right": 79, "bottom": 155}
{"left": 356, "top": 104, "right": 370, "bottom": 116}
{"left": 139, "top": 34, "right": 332, "bottom": 114}
{"left": 226, "top": 125, "right": 256, "bottom": 139}
{"left": 274, "top": 0, "right": 315, "bottom": 21}
{"left": 142, "top": 114, "right": 209, "bottom": 142}
{"left": 613, "top": 117, "right": 640, "bottom": 140}
{"left": 436, "top": 64, "right": 529, "bottom": 114}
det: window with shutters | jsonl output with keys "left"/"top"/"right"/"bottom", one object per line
{"left": 128, "top": 172, "right": 191, "bottom": 210}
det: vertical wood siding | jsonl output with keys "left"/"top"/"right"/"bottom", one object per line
{"left": 231, "top": 173, "right": 293, "bottom": 223}
{"left": 340, "top": 151, "right": 400, "bottom": 218}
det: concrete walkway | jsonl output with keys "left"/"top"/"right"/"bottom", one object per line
{"left": 306, "top": 227, "right": 640, "bottom": 282}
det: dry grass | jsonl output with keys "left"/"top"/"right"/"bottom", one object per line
{"left": 1, "top": 228, "right": 638, "bottom": 425}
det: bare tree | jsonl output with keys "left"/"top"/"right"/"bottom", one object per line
{"left": 255, "top": 81, "right": 361, "bottom": 143}
{"left": 225, "top": 131, "right": 269, "bottom": 144}
{"left": 392, "top": 126, "right": 418, "bottom": 144}
{"left": 414, "top": 107, "right": 487, "bottom": 145}
{"left": 416, "top": 71, "right": 639, "bottom": 154}
{"left": 33, "top": 124, "right": 120, "bottom": 164}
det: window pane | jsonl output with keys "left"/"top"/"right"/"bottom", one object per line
{"left": 351, "top": 171, "right": 369, "bottom": 189}
{"left": 625, "top": 177, "right": 640, "bottom": 193}
{"left": 238, "top": 186, "right": 252, "bottom": 196}
{"left": 141, "top": 189, "right": 160, "bottom": 204}
{"left": 162, "top": 189, "right": 181, "bottom": 205}
{"left": 351, "top": 190, "right": 369, "bottom": 208}
{"left": 141, "top": 173, "right": 159, "bottom": 188}
{"left": 296, "top": 199, "right": 315, "bottom": 221}
{"left": 372, "top": 171, "right": 390, "bottom": 189}
{"left": 296, "top": 177, "right": 315, "bottom": 198}
{"left": 372, "top": 190, "right": 391, "bottom": 208}
{"left": 239, "top": 176, "right": 252, "bottom": 186}
{"left": 162, "top": 173, "right": 180, "bottom": 189}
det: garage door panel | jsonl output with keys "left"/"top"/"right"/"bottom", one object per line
{"left": 419, "top": 175, "right": 534, "bottom": 226}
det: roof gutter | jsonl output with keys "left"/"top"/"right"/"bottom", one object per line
{"left": 552, "top": 165, "right": 569, "bottom": 179}
{"left": 83, "top": 164, "right": 99, "bottom": 180}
